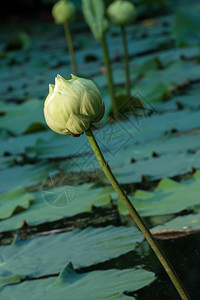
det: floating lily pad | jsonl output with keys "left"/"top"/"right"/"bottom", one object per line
{"left": 172, "top": 9, "right": 200, "bottom": 46}
{"left": 0, "top": 226, "right": 144, "bottom": 279}
{"left": 0, "top": 99, "right": 46, "bottom": 135}
{"left": 0, "top": 131, "right": 53, "bottom": 157}
{"left": 0, "top": 156, "right": 15, "bottom": 170}
{"left": 26, "top": 133, "right": 86, "bottom": 159}
{"left": 118, "top": 171, "right": 200, "bottom": 217}
{"left": 0, "top": 161, "right": 57, "bottom": 193}
{"left": 0, "top": 263, "right": 155, "bottom": 300}
{"left": 112, "top": 150, "right": 200, "bottom": 184}
{"left": 132, "top": 81, "right": 172, "bottom": 103}
{"left": 0, "top": 187, "right": 34, "bottom": 220}
{"left": 0, "top": 183, "right": 114, "bottom": 232}
{"left": 63, "top": 132, "right": 200, "bottom": 175}
{"left": 152, "top": 213, "right": 200, "bottom": 232}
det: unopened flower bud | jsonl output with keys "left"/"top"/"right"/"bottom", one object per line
{"left": 44, "top": 75, "right": 103, "bottom": 135}
{"left": 52, "top": 0, "right": 76, "bottom": 24}
{"left": 107, "top": 0, "right": 136, "bottom": 26}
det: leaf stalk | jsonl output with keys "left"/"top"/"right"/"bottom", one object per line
{"left": 64, "top": 21, "right": 78, "bottom": 74}
{"left": 85, "top": 128, "right": 190, "bottom": 300}
{"left": 121, "top": 26, "right": 131, "bottom": 98}
{"left": 100, "top": 34, "right": 118, "bottom": 118}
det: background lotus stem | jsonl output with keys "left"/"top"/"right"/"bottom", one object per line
{"left": 121, "top": 26, "right": 131, "bottom": 98}
{"left": 85, "top": 128, "right": 190, "bottom": 300}
{"left": 64, "top": 21, "right": 78, "bottom": 74}
{"left": 100, "top": 34, "right": 118, "bottom": 119}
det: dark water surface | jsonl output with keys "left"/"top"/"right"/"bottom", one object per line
{"left": 79, "top": 230, "right": 200, "bottom": 299}
{"left": 131, "top": 232, "right": 200, "bottom": 300}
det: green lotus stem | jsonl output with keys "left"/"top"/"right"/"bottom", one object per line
{"left": 121, "top": 26, "right": 131, "bottom": 98}
{"left": 85, "top": 128, "right": 190, "bottom": 300}
{"left": 64, "top": 21, "right": 78, "bottom": 75}
{"left": 100, "top": 34, "right": 118, "bottom": 119}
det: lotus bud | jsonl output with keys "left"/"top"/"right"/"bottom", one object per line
{"left": 44, "top": 75, "right": 104, "bottom": 136}
{"left": 107, "top": 0, "right": 137, "bottom": 27}
{"left": 52, "top": 0, "right": 76, "bottom": 24}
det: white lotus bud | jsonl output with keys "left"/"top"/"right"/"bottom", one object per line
{"left": 44, "top": 74, "right": 103, "bottom": 135}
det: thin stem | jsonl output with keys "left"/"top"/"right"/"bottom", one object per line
{"left": 64, "top": 21, "right": 78, "bottom": 75}
{"left": 85, "top": 128, "right": 190, "bottom": 300}
{"left": 100, "top": 34, "right": 118, "bottom": 119}
{"left": 121, "top": 26, "right": 131, "bottom": 98}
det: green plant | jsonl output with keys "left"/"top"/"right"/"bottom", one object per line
{"left": 52, "top": 0, "right": 78, "bottom": 74}
{"left": 44, "top": 74, "right": 191, "bottom": 300}
{"left": 82, "top": 0, "right": 118, "bottom": 118}
{"left": 107, "top": 0, "right": 137, "bottom": 98}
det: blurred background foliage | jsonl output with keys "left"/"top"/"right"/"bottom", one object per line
{"left": 3, "top": 0, "right": 178, "bottom": 17}
{"left": 1, "top": 0, "right": 200, "bottom": 298}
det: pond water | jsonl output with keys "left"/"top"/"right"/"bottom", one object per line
{"left": 130, "top": 232, "right": 200, "bottom": 299}
{"left": 79, "top": 230, "right": 200, "bottom": 299}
